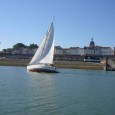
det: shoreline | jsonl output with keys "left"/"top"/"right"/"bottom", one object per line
{"left": 0, "top": 58, "right": 105, "bottom": 70}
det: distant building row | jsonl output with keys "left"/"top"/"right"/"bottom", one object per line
{"left": 54, "top": 39, "right": 114, "bottom": 56}
{"left": 11, "top": 39, "right": 115, "bottom": 56}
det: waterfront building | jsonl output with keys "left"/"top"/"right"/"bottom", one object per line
{"left": 77, "top": 48, "right": 84, "bottom": 56}
{"left": 22, "top": 48, "right": 37, "bottom": 55}
{"left": 68, "top": 47, "right": 78, "bottom": 55}
{"left": 12, "top": 48, "right": 23, "bottom": 55}
{"left": 68, "top": 47, "right": 84, "bottom": 56}
{"left": 84, "top": 39, "right": 101, "bottom": 56}
{"left": 6, "top": 39, "right": 114, "bottom": 60}
{"left": 84, "top": 46, "right": 101, "bottom": 56}
{"left": 54, "top": 46, "right": 63, "bottom": 55}
{"left": 12, "top": 48, "right": 37, "bottom": 55}
{"left": 100, "top": 47, "right": 113, "bottom": 56}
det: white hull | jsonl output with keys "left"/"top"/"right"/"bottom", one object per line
{"left": 27, "top": 64, "right": 59, "bottom": 73}
{"left": 84, "top": 59, "right": 100, "bottom": 63}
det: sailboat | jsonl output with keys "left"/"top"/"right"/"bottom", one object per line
{"left": 27, "top": 22, "right": 59, "bottom": 73}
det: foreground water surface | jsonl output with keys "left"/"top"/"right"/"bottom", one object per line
{"left": 0, "top": 66, "right": 115, "bottom": 115}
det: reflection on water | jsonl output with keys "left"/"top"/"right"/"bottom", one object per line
{"left": 0, "top": 66, "right": 115, "bottom": 115}
{"left": 23, "top": 71, "right": 59, "bottom": 115}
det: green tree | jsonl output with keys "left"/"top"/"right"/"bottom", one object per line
{"left": 2, "top": 48, "right": 13, "bottom": 52}
{"left": 13, "top": 43, "right": 27, "bottom": 49}
{"left": 28, "top": 44, "right": 38, "bottom": 49}
{"left": 3, "top": 49, "right": 7, "bottom": 52}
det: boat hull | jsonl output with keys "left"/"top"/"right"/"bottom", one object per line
{"left": 27, "top": 64, "right": 59, "bottom": 73}
{"left": 84, "top": 59, "right": 100, "bottom": 63}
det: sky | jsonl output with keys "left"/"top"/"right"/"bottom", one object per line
{"left": 0, "top": 0, "right": 115, "bottom": 50}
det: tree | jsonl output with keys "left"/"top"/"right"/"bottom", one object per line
{"left": 3, "top": 49, "right": 7, "bottom": 52}
{"left": 2, "top": 48, "right": 13, "bottom": 53}
{"left": 28, "top": 44, "right": 38, "bottom": 49}
{"left": 13, "top": 43, "right": 27, "bottom": 49}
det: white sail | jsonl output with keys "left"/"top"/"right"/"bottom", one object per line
{"left": 29, "top": 22, "right": 54, "bottom": 65}
{"left": 40, "top": 39, "right": 54, "bottom": 64}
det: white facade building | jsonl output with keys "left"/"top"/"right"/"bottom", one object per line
{"left": 84, "top": 47, "right": 101, "bottom": 56}
{"left": 100, "top": 47, "right": 114, "bottom": 56}
{"left": 77, "top": 48, "right": 84, "bottom": 56}
{"left": 84, "top": 39, "right": 101, "bottom": 56}
{"left": 23, "top": 48, "right": 37, "bottom": 55}
{"left": 68, "top": 47, "right": 78, "bottom": 55}
{"left": 68, "top": 47, "right": 84, "bottom": 55}
{"left": 11, "top": 39, "right": 114, "bottom": 57}
{"left": 12, "top": 48, "right": 37, "bottom": 55}
{"left": 55, "top": 46, "right": 63, "bottom": 55}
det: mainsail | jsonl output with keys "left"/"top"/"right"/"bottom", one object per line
{"left": 29, "top": 22, "right": 54, "bottom": 65}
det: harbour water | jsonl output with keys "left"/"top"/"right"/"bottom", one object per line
{"left": 0, "top": 66, "right": 115, "bottom": 115}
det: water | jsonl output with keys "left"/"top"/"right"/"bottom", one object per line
{"left": 0, "top": 66, "right": 115, "bottom": 115}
